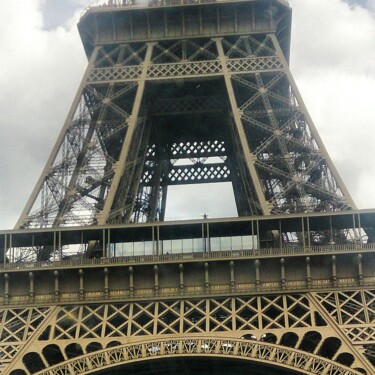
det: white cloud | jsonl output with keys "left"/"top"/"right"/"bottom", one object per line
{"left": 0, "top": 1, "right": 87, "bottom": 229}
{"left": 0, "top": 0, "right": 374, "bottom": 229}
{"left": 289, "top": 0, "right": 375, "bottom": 209}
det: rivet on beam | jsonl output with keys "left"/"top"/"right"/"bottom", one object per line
{"left": 204, "top": 262, "right": 210, "bottom": 293}
{"left": 4, "top": 273, "right": 9, "bottom": 304}
{"left": 306, "top": 257, "right": 311, "bottom": 288}
{"left": 104, "top": 268, "right": 109, "bottom": 299}
{"left": 154, "top": 265, "right": 159, "bottom": 295}
{"left": 54, "top": 270, "right": 59, "bottom": 302}
{"left": 357, "top": 254, "right": 363, "bottom": 286}
{"left": 255, "top": 260, "right": 260, "bottom": 291}
{"left": 331, "top": 256, "right": 337, "bottom": 287}
{"left": 229, "top": 261, "right": 235, "bottom": 291}
{"left": 79, "top": 269, "right": 84, "bottom": 300}
{"left": 280, "top": 258, "right": 285, "bottom": 290}
{"left": 179, "top": 264, "right": 184, "bottom": 294}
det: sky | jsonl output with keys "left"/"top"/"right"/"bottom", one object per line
{"left": 0, "top": 0, "right": 374, "bottom": 229}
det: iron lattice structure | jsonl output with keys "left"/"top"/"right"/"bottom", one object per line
{"left": 1, "top": 0, "right": 375, "bottom": 374}
{"left": 16, "top": 0, "right": 355, "bottom": 229}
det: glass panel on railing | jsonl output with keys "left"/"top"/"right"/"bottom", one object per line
{"left": 171, "top": 239, "right": 183, "bottom": 254}
{"left": 162, "top": 240, "right": 172, "bottom": 255}
{"left": 123, "top": 242, "right": 134, "bottom": 256}
{"left": 220, "top": 237, "right": 231, "bottom": 251}
{"left": 210, "top": 237, "right": 221, "bottom": 252}
{"left": 134, "top": 241, "right": 144, "bottom": 256}
{"left": 231, "top": 236, "right": 242, "bottom": 251}
{"left": 242, "top": 235, "right": 255, "bottom": 250}
{"left": 193, "top": 238, "right": 204, "bottom": 253}
{"left": 182, "top": 238, "right": 193, "bottom": 253}
{"left": 145, "top": 241, "right": 153, "bottom": 255}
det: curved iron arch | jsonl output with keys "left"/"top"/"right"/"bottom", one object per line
{"left": 30, "top": 337, "right": 362, "bottom": 375}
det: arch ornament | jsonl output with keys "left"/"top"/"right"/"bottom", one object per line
{"left": 32, "top": 337, "right": 361, "bottom": 375}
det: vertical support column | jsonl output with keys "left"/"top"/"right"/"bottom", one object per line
{"left": 204, "top": 262, "right": 210, "bottom": 293}
{"left": 98, "top": 42, "right": 155, "bottom": 225}
{"left": 255, "top": 259, "right": 260, "bottom": 291}
{"left": 280, "top": 258, "right": 285, "bottom": 290}
{"left": 302, "top": 218, "right": 306, "bottom": 249}
{"left": 10, "top": 234, "right": 13, "bottom": 263}
{"left": 104, "top": 268, "right": 109, "bottom": 299}
{"left": 206, "top": 222, "right": 211, "bottom": 254}
{"left": 3, "top": 234, "right": 7, "bottom": 264}
{"left": 29, "top": 272, "right": 34, "bottom": 302}
{"left": 357, "top": 254, "right": 363, "bottom": 286}
{"left": 152, "top": 226, "right": 155, "bottom": 256}
{"left": 215, "top": 37, "right": 271, "bottom": 215}
{"left": 201, "top": 223, "right": 206, "bottom": 253}
{"left": 4, "top": 273, "right": 9, "bottom": 304}
{"left": 306, "top": 257, "right": 312, "bottom": 288}
{"left": 154, "top": 265, "right": 159, "bottom": 295}
{"left": 229, "top": 261, "right": 235, "bottom": 291}
{"left": 107, "top": 229, "right": 111, "bottom": 258}
{"left": 307, "top": 217, "right": 311, "bottom": 248}
{"left": 102, "top": 229, "right": 106, "bottom": 258}
{"left": 129, "top": 267, "right": 134, "bottom": 297}
{"left": 79, "top": 269, "right": 84, "bottom": 300}
{"left": 332, "top": 256, "right": 337, "bottom": 287}
{"left": 54, "top": 271, "right": 59, "bottom": 302}
{"left": 156, "top": 225, "right": 160, "bottom": 256}
{"left": 53, "top": 232, "right": 57, "bottom": 262}
{"left": 179, "top": 264, "right": 184, "bottom": 295}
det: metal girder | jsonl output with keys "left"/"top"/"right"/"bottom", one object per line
{"left": 1, "top": 291, "right": 374, "bottom": 374}
{"left": 17, "top": 24, "right": 356, "bottom": 227}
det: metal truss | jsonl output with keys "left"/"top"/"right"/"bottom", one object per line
{"left": 1, "top": 292, "right": 373, "bottom": 374}
{"left": 16, "top": 33, "right": 356, "bottom": 229}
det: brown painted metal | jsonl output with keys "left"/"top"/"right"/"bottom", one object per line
{"left": 3, "top": 1, "right": 374, "bottom": 374}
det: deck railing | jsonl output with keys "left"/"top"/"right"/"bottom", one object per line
{"left": 81, "top": 0, "right": 289, "bottom": 17}
{"left": 2, "top": 242, "right": 373, "bottom": 271}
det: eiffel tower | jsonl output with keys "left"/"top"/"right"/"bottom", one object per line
{"left": 1, "top": 0, "right": 375, "bottom": 374}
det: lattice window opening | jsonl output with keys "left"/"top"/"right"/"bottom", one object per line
{"left": 168, "top": 164, "right": 231, "bottom": 183}
{"left": 94, "top": 43, "right": 147, "bottom": 68}
{"left": 172, "top": 156, "right": 226, "bottom": 167}
{"left": 170, "top": 141, "right": 227, "bottom": 158}
{"left": 152, "top": 38, "right": 218, "bottom": 64}
{"left": 147, "top": 60, "right": 223, "bottom": 78}
{"left": 0, "top": 309, "right": 43, "bottom": 342}
{"left": 42, "top": 344, "right": 65, "bottom": 367}
{"left": 140, "top": 169, "right": 155, "bottom": 184}
{"left": 88, "top": 66, "right": 143, "bottom": 82}
{"left": 146, "top": 144, "right": 156, "bottom": 158}
{"left": 316, "top": 291, "right": 373, "bottom": 325}
{"left": 222, "top": 35, "right": 277, "bottom": 59}
{"left": 153, "top": 95, "right": 223, "bottom": 114}
{"left": 227, "top": 57, "right": 283, "bottom": 74}
{"left": 298, "top": 330, "right": 322, "bottom": 354}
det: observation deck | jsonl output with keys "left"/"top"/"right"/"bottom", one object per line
{"left": 1, "top": 210, "right": 375, "bottom": 307}
{"left": 78, "top": 0, "right": 292, "bottom": 61}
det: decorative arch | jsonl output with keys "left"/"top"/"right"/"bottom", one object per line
{"left": 27, "top": 337, "right": 361, "bottom": 375}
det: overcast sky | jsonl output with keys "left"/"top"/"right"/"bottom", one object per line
{"left": 0, "top": 0, "right": 374, "bottom": 229}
